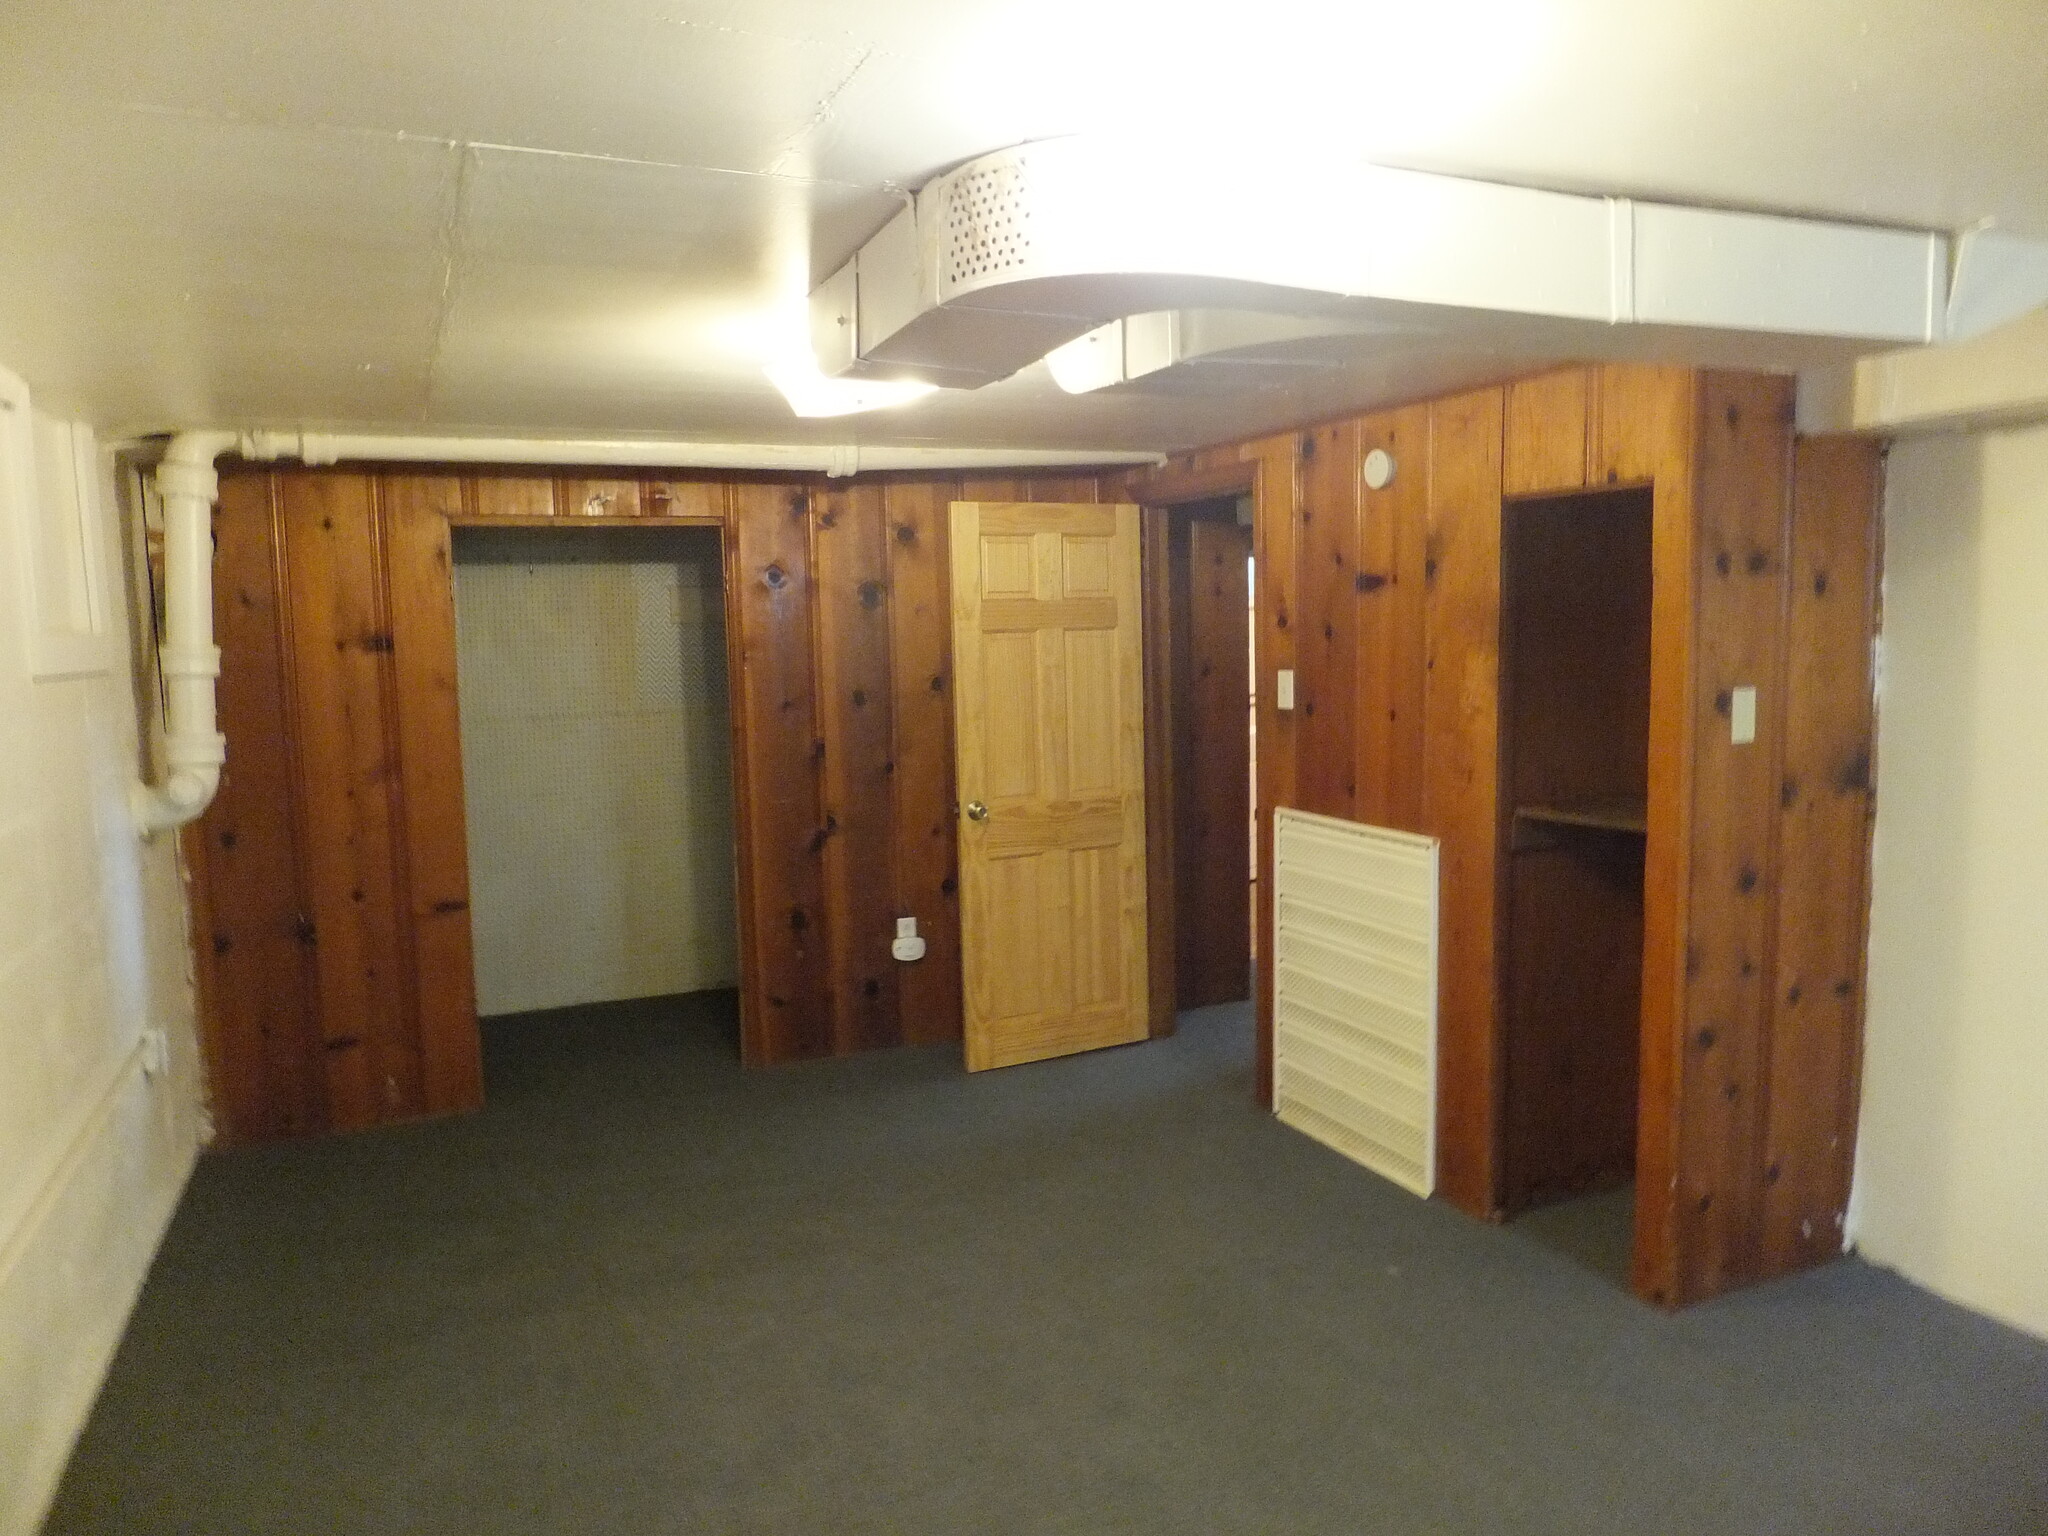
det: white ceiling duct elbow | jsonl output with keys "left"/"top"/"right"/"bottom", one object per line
{"left": 811, "top": 139, "right": 2048, "bottom": 392}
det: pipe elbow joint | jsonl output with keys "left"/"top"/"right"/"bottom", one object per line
{"left": 131, "top": 759, "right": 223, "bottom": 839}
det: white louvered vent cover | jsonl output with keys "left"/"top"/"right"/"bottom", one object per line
{"left": 1273, "top": 808, "right": 1438, "bottom": 1197}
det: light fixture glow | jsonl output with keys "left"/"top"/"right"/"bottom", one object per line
{"left": 765, "top": 357, "right": 939, "bottom": 418}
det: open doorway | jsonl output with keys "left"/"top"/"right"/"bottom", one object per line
{"left": 450, "top": 525, "right": 741, "bottom": 1070}
{"left": 1144, "top": 494, "right": 1258, "bottom": 1025}
{"left": 1497, "top": 487, "right": 1653, "bottom": 1286}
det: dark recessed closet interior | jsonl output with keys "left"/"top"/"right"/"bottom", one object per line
{"left": 1499, "top": 487, "right": 1654, "bottom": 1268}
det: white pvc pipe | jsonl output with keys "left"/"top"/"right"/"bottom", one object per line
{"left": 125, "top": 427, "right": 1154, "bottom": 839}
{"left": 130, "top": 431, "right": 236, "bottom": 837}
{"left": 235, "top": 430, "right": 1160, "bottom": 477}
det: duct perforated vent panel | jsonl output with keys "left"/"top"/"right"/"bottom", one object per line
{"left": 941, "top": 154, "right": 1034, "bottom": 290}
{"left": 1273, "top": 809, "right": 1438, "bottom": 1197}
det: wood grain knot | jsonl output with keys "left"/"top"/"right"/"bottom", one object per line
{"left": 1836, "top": 748, "right": 1872, "bottom": 794}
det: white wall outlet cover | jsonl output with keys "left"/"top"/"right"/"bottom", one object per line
{"left": 1276, "top": 668, "right": 1295, "bottom": 711}
{"left": 1362, "top": 448, "right": 1396, "bottom": 490}
{"left": 1730, "top": 684, "right": 1758, "bottom": 745}
{"left": 891, "top": 934, "right": 927, "bottom": 962}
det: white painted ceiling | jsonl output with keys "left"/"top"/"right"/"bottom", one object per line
{"left": 1, "top": 0, "right": 2044, "bottom": 451}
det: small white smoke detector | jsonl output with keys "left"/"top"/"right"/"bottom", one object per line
{"left": 1362, "top": 448, "right": 1396, "bottom": 490}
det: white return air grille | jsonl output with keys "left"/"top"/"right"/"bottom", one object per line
{"left": 1273, "top": 809, "right": 1438, "bottom": 1197}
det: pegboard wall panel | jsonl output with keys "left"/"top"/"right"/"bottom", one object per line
{"left": 454, "top": 528, "right": 737, "bottom": 1016}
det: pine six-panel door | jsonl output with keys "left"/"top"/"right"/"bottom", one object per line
{"left": 949, "top": 502, "right": 1151, "bottom": 1071}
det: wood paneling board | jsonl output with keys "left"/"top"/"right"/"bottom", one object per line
{"left": 1595, "top": 365, "right": 1696, "bottom": 488}
{"left": 1018, "top": 475, "right": 1102, "bottom": 503}
{"left": 380, "top": 474, "right": 484, "bottom": 1116}
{"left": 1759, "top": 436, "right": 1882, "bottom": 1277}
{"left": 1176, "top": 516, "right": 1253, "bottom": 1009}
{"left": 1142, "top": 506, "right": 1179, "bottom": 1037}
{"left": 646, "top": 479, "right": 725, "bottom": 521}
{"left": 557, "top": 478, "right": 643, "bottom": 518}
{"left": 276, "top": 473, "right": 423, "bottom": 1129}
{"left": 729, "top": 481, "right": 833, "bottom": 1061}
{"left": 813, "top": 482, "right": 902, "bottom": 1052}
{"left": 1356, "top": 404, "right": 1431, "bottom": 830}
{"left": 1505, "top": 368, "right": 1592, "bottom": 495}
{"left": 1295, "top": 421, "right": 1361, "bottom": 818}
{"left": 1625, "top": 369, "right": 1702, "bottom": 1306}
{"left": 1247, "top": 437, "right": 1298, "bottom": 1107}
{"left": 188, "top": 471, "right": 326, "bottom": 1142}
{"left": 1420, "top": 387, "right": 1507, "bottom": 1216}
{"left": 468, "top": 476, "right": 556, "bottom": 519}
{"left": 1669, "top": 371, "right": 1796, "bottom": 1303}
{"left": 882, "top": 479, "right": 964, "bottom": 1045}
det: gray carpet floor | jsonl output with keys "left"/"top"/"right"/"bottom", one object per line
{"left": 47, "top": 993, "right": 2048, "bottom": 1535}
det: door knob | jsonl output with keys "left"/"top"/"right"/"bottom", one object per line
{"left": 965, "top": 801, "right": 990, "bottom": 822}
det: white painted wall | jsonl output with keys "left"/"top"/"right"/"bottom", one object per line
{"left": 0, "top": 384, "right": 205, "bottom": 1534}
{"left": 454, "top": 528, "right": 738, "bottom": 1017}
{"left": 1853, "top": 421, "right": 2048, "bottom": 1342}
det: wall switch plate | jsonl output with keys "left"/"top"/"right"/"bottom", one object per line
{"left": 892, "top": 915, "right": 926, "bottom": 962}
{"left": 1276, "top": 669, "right": 1295, "bottom": 711}
{"left": 1730, "top": 685, "right": 1757, "bottom": 745}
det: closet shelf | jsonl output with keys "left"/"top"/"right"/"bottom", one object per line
{"left": 1513, "top": 800, "right": 1648, "bottom": 835}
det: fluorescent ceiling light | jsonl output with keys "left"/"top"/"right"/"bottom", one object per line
{"left": 765, "top": 356, "right": 938, "bottom": 418}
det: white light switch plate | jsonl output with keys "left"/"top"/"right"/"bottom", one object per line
{"left": 1276, "top": 669, "right": 1295, "bottom": 711}
{"left": 1730, "top": 685, "right": 1757, "bottom": 745}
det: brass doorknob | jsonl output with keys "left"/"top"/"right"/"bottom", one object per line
{"left": 965, "top": 801, "right": 990, "bottom": 822}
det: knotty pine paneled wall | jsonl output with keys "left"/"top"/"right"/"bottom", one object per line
{"left": 187, "top": 464, "right": 1108, "bottom": 1144}
{"left": 1128, "top": 364, "right": 1882, "bottom": 1306}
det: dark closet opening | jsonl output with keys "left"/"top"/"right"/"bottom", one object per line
{"left": 1150, "top": 494, "right": 1257, "bottom": 1014}
{"left": 1499, "top": 487, "right": 1653, "bottom": 1278}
